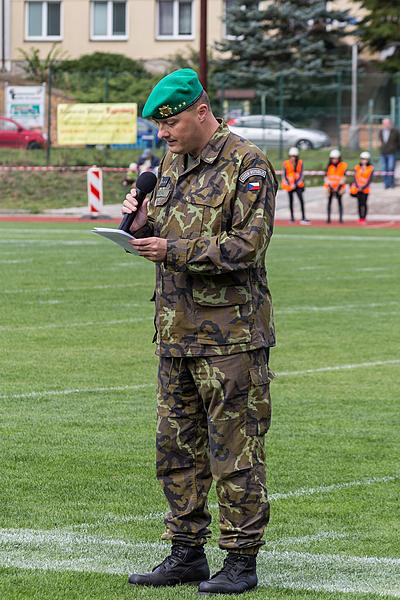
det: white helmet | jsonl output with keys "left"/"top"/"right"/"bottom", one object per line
{"left": 288, "top": 147, "right": 299, "bottom": 157}
{"left": 329, "top": 149, "right": 341, "bottom": 159}
{"left": 360, "top": 151, "right": 371, "bottom": 160}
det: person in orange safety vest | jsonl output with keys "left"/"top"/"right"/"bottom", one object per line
{"left": 281, "top": 147, "right": 310, "bottom": 224}
{"left": 350, "top": 151, "right": 374, "bottom": 223}
{"left": 324, "top": 149, "right": 347, "bottom": 223}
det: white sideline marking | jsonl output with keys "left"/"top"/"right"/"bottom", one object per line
{"left": 3, "top": 358, "right": 400, "bottom": 401}
{"left": 0, "top": 239, "right": 99, "bottom": 245}
{"left": 279, "top": 301, "right": 399, "bottom": 314}
{"left": 279, "top": 359, "right": 400, "bottom": 377}
{"left": 0, "top": 529, "right": 399, "bottom": 597}
{"left": 0, "top": 317, "right": 152, "bottom": 333}
{"left": 275, "top": 233, "right": 400, "bottom": 242}
{"left": 0, "top": 283, "right": 145, "bottom": 295}
{"left": 0, "top": 259, "right": 33, "bottom": 264}
{"left": 0, "top": 384, "right": 154, "bottom": 401}
{"left": 269, "top": 474, "right": 399, "bottom": 501}
{"left": 69, "top": 474, "right": 399, "bottom": 530}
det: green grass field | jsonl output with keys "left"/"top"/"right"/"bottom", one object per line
{"left": 0, "top": 222, "right": 399, "bottom": 599}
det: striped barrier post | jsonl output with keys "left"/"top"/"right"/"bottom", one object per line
{"left": 87, "top": 166, "right": 103, "bottom": 218}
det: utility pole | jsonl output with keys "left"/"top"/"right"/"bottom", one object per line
{"left": 349, "top": 43, "right": 359, "bottom": 150}
{"left": 1, "top": 0, "right": 6, "bottom": 71}
{"left": 199, "top": 0, "right": 208, "bottom": 90}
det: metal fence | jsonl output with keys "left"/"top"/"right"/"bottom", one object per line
{"left": 1, "top": 61, "right": 399, "bottom": 166}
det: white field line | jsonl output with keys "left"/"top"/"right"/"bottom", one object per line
{"left": 2, "top": 302, "right": 397, "bottom": 333}
{"left": 0, "top": 383, "right": 154, "bottom": 401}
{"left": 279, "top": 359, "right": 400, "bottom": 377}
{"left": 0, "top": 239, "right": 99, "bottom": 245}
{"left": 3, "top": 358, "right": 400, "bottom": 401}
{"left": 279, "top": 301, "right": 399, "bottom": 314}
{"left": 0, "top": 316, "right": 153, "bottom": 333}
{"left": 269, "top": 474, "right": 399, "bottom": 501}
{"left": 275, "top": 233, "right": 400, "bottom": 242}
{"left": 0, "top": 529, "right": 399, "bottom": 597}
{"left": 0, "top": 282, "right": 146, "bottom": 295}
{"left": 68, "top": 474, "right": 399, "bottom": 530}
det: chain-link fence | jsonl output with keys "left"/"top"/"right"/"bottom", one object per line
{"left": 1, "top": 61, "right": 399, "bottom": 167}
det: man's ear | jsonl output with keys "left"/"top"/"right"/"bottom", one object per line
{"left": 197, "top": 103, "right": 209, "bottom": 123}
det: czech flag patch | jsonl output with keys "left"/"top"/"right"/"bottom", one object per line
{"left": 248, "top": 181, "right": 261, "bottom": 191}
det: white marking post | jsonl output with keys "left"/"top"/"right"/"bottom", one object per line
{"left": 87, "top": 165, "right": 103, "bottom": 218}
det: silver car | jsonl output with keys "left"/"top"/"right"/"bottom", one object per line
{"left": 228, "top": 115, "right": 331, "bottom": 149}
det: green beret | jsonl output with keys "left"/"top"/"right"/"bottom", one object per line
{"left": 142, "top": 68, "right": 204, "bottom": 120}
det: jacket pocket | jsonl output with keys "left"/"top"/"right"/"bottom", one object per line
{"left": 246, "top": 364, "right": 273, "bottom": 436}
{"left": 193, "top": 284, "right": 252, "bottom": 345}
{"left": 184, "top": 192, "right": 226, "bottom": 238}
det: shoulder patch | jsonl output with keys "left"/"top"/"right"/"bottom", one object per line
{"left": 239, "top": 168, "right": 267, "bottom": 183}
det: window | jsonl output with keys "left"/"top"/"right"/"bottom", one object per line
{"left": 26, "top": 1, "right": 61, "bottom": 40}
{"left": 157, "top": 0, "right": 194, "bottom": 39}
{"left": 0, "top": 120, "right": 18, "bottom": 132}
{"left": 224, "top": 0, "right": 236, "bottom": 38}
{"left": 91, "top": 1, "right": 127, "bottom": 39}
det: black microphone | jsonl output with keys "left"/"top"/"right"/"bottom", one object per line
{"left": 119, "top": 171, "right": 157, "bottom": 233}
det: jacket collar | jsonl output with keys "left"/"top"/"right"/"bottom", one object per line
{"left": 171, "top": 119, "right": 230, "bottom": 177}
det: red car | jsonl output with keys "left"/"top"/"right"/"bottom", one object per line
{"left": 0, "top": 116, "right": 47, "bottom": 149}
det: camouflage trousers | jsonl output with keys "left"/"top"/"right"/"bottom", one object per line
{"left": 156, "top": 347, "right": 273, "bottom": 555}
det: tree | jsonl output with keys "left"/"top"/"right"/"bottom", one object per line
{"left": 215, "top": 0, "right": 352, "bottom": 99}
{"left": 358, "top": 0, "right": 400, "bottom": 72}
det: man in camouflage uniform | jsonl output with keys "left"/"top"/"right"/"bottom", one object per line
{"left": 123, "top": 69, "right": 277, "bottom": 595}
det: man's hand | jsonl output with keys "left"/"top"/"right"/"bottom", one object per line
{"left": 122, "top": 188, "right": 149, "bottom": 233}
{"left": 130, "top": 237, "right": 167, "bottom": 262}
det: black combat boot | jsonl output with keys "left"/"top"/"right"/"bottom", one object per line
{"left": 128, "top": 544, "right": 209, "bottom": 587}
{"left": 198, "top": 553, "right": 257, "bottom": 595}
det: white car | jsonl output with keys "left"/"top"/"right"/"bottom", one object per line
{"left": 228, "top": 115, "right": 331, "bottom": 149}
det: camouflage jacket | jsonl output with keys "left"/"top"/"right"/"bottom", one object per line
{"left": 137, "top": 120, "right": 277, "bottom": 357}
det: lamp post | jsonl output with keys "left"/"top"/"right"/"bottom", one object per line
{"left": 199, "top": 0, "right": 208, "bottom": 89}
{"left": 349, "top": 43, "right": 359, "bottom": 150}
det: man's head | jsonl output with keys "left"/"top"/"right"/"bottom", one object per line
{"left": 382, "top": 118, "right": 392, "bottom": 129}
{"left": 142, "top": 69, "right": 218, "bottom": 156}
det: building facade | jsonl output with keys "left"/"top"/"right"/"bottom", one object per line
{"left": 2, "top": 0, "right": 233, "bottom": 71}
{"left": 1, "top": 0, "right": 366, "bottom": 72}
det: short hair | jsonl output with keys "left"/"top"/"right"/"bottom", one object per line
{"left": 190, "top": 90, "right": 211, "bottom": 111}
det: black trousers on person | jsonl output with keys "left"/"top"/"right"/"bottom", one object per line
{"left": 357, "top": 192, "right": 368, "bottom": 219}
{"left": 327, "top": 190, "right": 343, "bottom": 223}
{"left": 288, "top": 187, "right": 306, "bottom": 221}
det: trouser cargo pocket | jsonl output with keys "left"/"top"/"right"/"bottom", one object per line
{"left": 246, "top": 363, "right": 273, "bottom": 436}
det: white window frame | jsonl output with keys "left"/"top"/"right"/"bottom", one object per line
{"left": 90, "top": 0, "right": 128, "bottom": 41}
{"left": 156, "top": 0, "right": 195, "bottom": 41}
{"left": 25, "top": 0, "right": 63, "bottom": 41}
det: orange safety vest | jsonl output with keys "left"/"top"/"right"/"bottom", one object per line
{"left": 324, "top": 162, "right": 347, "bottom": 192}
{"left": 281, "top": 159, "right": 305, "bottom": 191}
{"left": 350, "top": 164, "right": 374, "bottom": 196}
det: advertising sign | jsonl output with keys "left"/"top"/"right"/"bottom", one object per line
{"left": 57, "top": 103, "right": 137, "bottom": 145}
{"left": 6, "top": 85, "right": 46, "bottom": 129}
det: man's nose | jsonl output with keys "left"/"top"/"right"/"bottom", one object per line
{"left": 157, "top": 126, "right": 169, "bottom": 140}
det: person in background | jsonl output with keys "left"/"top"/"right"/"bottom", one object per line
{"left": 350, "top": 151, "right": 374, "bottom": 224}
{"left": 122, "top": 162, "right": 138, "bottom": 187}
{"left": 137, "top": 147, "right": 160, "bottom": 174}
{"left": 324, "top": 149, "right": 347, "bottom": 224}
{"left": 379, "top": 118, "right": 399, "bottom": 189}
{"left": 122, "top": 149, "right": 161, "bottom": 187}
{"left": 281, "top": 147, "right": 310, "bottom": 224}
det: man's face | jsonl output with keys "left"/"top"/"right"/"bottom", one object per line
{"left": 155, "top": 109, "right": 201, "bottom": 155}
{"left": 383, "top": 119, "right": 392, "bottom": 129}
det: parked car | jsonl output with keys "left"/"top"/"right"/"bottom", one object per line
{"left": 228, "top": 115, "right": 330, "bottom": 149}
{"left": 0, "top": 116, "right": 47, "bottom": 149}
